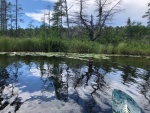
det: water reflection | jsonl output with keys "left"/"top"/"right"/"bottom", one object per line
{"left": 0, "top": 55, "right": 149, "bottom": 113}
{"left": 121, "top": 65, "right": 137, "bottom": 84}
{"left": 0, "top": 68, "right": 9, "bottom": 110}
{"left": 140, "top": 71, "right": 150, "bottom": 111}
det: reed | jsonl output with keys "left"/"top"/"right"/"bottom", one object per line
{"left": 0, "top": 36, "right": 150, "bottom": 55}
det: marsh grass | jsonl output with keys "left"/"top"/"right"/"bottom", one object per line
{"left": 0, "top": 36, "right": 150, "bottom": 55}
{"left": 114, "top": 40, "right": 150, "bottom": 55}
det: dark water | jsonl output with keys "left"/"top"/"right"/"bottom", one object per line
{"left": 0, "top": 54, "right": 149, "bottom": 113}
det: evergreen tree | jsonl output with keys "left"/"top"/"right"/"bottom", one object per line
{"left": 51, "top": 0, "right": 64, "bottom": 37}
{"left": 126, "top": 17, "right": 132, "bottom": 40}
{"left": 6, "top": 2, "right": 15, "bottom": 36}
{"left": 143, "top": 2, "right": 150, "bottom": 26}
{"left": 0, "top": 0, "right": 7, "bottom": 33}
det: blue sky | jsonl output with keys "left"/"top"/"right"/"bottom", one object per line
{"left": 8, "top": 0, "right": 54, "bottom": 28}
{"left": 8, "top": 0, "right": 149, "bottom": 28}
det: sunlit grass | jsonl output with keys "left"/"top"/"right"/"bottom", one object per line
{"left": 0, "top": 36, "right": 150, "bottom": 55}
{"left": 114, "top": 40, "right": 150, "bottom": 55}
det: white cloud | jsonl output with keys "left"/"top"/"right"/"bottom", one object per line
{"left": 25, "top": 10, "right": 54, "bottom": 24}
{"left": 114, "top": 0, "right": 149, "bottom": 26}
{"left": 25, "top": 0, "right": 149, "bottom": 26}
{"left": 42, "top": 0, "right": 58, "bottom": 2}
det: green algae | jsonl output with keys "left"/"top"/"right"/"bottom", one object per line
{"left": 0, "top": 52, "right": 110, "bottom": 60}
{"left": 0, "top": 52, "right": 150, "bottom": 60}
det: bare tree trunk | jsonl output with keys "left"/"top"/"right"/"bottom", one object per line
{"left": 60, "top": 0, "right": 63, "bottom": 38}
{"left": 90, "top": 15, "right": 94, "bottom": 41}
{"left": 16, "top": 0, "right": 18, "bottom": 36}
{"left": 0, "top": 0, "right": 1, "bottom": 30}
{"left": 64, "top": 0, "right": 71, "bottom": 39}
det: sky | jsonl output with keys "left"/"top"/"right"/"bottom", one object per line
{"left": 8, "top": 0, "right": 149, "bottom": 28}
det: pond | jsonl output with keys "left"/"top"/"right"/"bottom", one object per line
{"left": 0, "top": 54, "right": 149, "bottom": 113}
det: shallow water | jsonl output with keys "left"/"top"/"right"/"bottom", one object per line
{"left": 0, "top": 54, "right": 149, "bottom": 113}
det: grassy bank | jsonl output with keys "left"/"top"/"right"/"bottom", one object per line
{"left": 0, "top": 36, "right": 150, "bottom": 55}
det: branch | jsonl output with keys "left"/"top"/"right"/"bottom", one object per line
{"left": 79, "top": 0, "right": 90, "bottom": 30}
{"left": 68, "top": 5, "right": 73, "bottom": 11}
{"left": 94, "top": 0, "right": 122, "bottom": 40}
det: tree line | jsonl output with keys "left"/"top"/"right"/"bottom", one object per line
{"left": 0, "top": 0, "right": 23, "bottom": 36}
{"left": 0, "top": 0, "right": 150, "bottom": 45}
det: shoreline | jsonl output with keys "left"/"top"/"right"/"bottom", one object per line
{"left": 0, "top": 52, "right": 149, "bottom": 60}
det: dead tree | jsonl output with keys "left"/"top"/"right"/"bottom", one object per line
{"left": 76, "top": 0, "right": 122, "bottom": 41}
{"left": 15, "top": 0, "right": 23, "bottom": 36}
{"left": 64, "top": 0, "right": 71, "bottom": 39}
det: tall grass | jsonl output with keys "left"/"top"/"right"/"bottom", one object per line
{"left": 114, "top": 40, "right": 150, "bottom": 55}
{"left": 0, "top": 36, "right": 150, "bottom": 55}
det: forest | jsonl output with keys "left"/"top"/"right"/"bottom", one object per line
{"left": 0, "top": 0, "right": 150, "bottom": 55}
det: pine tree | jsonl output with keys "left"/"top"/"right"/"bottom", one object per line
{"left": 143, "top": 2, "right": 150, "bottom": 26}
{"left": 126, "top": 17, "right": 132, "bottom": 40}
{"left": 0, "top": 0, "right": 7, "bottom": 32}
{"left": 51, "top": 0, "right": 64, "bottom": 37}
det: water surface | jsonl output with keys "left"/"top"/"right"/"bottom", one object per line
{"left": 0, "top": 54, "right": 149, "bottom": 113}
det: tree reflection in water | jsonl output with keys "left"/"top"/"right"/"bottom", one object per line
{"left": 0, "top": 55, "right": 149, "bottom": 113}
{"left": 140, "top": 71, "right": 150, "bottom": 111}
{"left": 0, "top": 68, "right": 9, "bottom": 110}
{"left": 47, "top": 59, "right": 107, "bottom": 113}
{"left": 0, "top": 62, "right": 22, "bottom": 112}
